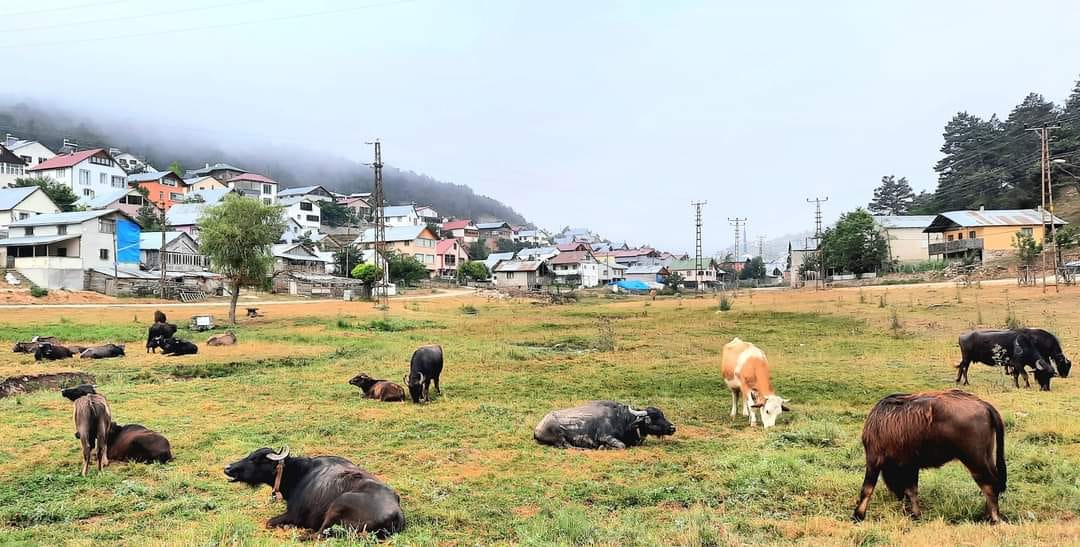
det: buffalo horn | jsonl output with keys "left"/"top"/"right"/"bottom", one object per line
{"left": 266, "top": 445, "right": 290, "bottom": 461}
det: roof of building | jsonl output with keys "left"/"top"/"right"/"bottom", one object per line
{"left": 517, "top": 246, "right": 559, "bottom": 259}
{"left": 556, "top": 242, "right": 589, "bottom": 252}
{"left": 3, "top": 139, "right": 49, "bottom": 153}
{"left": 354, "top": 224, "right": 432, "bottom": 244}
{"left": 278, "top": 185, "right": 332, "bottom": 198}
{"left": 516, "top": 229, "right": 540, "bottom": 237}
{"left": 435, "top": 238, "right": 466, "bottom": 255}
{"left": 484, "top": 251, "right": 514, "bottom": 269}
{"left": 0, "top": 186, "right": 41, "bottom": 210}
{"left": 185, "top": 188, "right": 233, "bottom": 205}
{"left": 668, "top": 258, "right": 717, "bottom": 271}
{"left": 382, "top": 205, "right": 416, "bottom": 218}
{"left": 278, "top": 195, "right": 318, "bottom": 207}
{"left": 924, "top": 209, "right": 1069, "bottom": 232}
{"left": 9, "top": 209, "right": 119, "bottom": 227}
{"left": 188, "top": 163, "right": 245, "bottom": 176}
{"left": 476, "top": 221, "right": 510, "bottom": 230}
{"left": 873, "top": 215, "right": 938, "bottom": 230}
{"left": 0, "top": 234, "right": 81, "bottom": 247}
{"left": 441, "top": 219, "right": 473, "bottom": 231}
{"left": 75, "top": 187, "right": 146, "bottom": 210}
{"left": 625, "top": 264, "right": 667, "bottom": 274}
{"left": 493, "top": 260, "right": 544, "bottom": 272}
{"left": 272, "top": 243, "right": 330, "bottom": 262}
{"left": 0, "top": 144, "right": 26, "bottom": 166}
{"left": 230, "top": 172, "right": 277, "bottom": 184}
{"left": 165, "top": 203, "right": 207, "bottom": 226}
{"left": 127, "top": 170, "right": 182, "bottom": 183}
{"left": 27, "top": 148, "right": 108, "bottom": 171}
{"left": 139, "top": 231, "right": 188, "bottom": 250}
{"left": 549, "top": 250, "right": 598, "bottom": 265}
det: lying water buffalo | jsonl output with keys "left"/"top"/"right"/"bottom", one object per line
{"left": 156, "top": 337, "right": 197, "bottom": 356}
{"left": 80, "top": 344, "right": 126, "bottom": 359}
{"left": 206, "top": 331, "right": 237, "bottom": 346}
{"left": 14, "top": 336, "right": 62, "bottom": 353}
{"left": 404, "top": 345, "right": 443, "bottom": 403}
{"left": 533, "top": 401, "right": 676, "bottom": 449}
{"left": 34, "top": 343, "right": 75, "bottom": 361}
{"left": 147, "top": 321, "right": 178, "bottom": 353}
{"left": 107, "top": 423, "right": 173, "bottom": 464}
{"left": 956, "top": 329, "right": 1066, "bottom": 390}
{"left": 61, "top": 384, "right": 112, "bottom": 476}
{"left": 349, "top": 373, "right": 406, "bottom": 402}
{"left": 853, "top": 390, "right": 1005, "bottom": 523}
{"left": 224, "top": 446, "right": 405, "bottom": 538}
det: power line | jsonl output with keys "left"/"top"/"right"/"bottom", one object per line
{"left": 0, "top": 0, "right": 134, "bottom": 18}
{"left": 5, "top": 0, "right": 267, "bottom": 33}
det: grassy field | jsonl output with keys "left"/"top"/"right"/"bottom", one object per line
{"left": 0, "top": 284, "right": 1077, "bottom": 546}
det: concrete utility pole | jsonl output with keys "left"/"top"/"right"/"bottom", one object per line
{"left": 692, "top": 201, "right": 707, "bottom": 294}
{"left": 757, "top": 235, "right": 766, "bottom": 258}
{"left": 807, "top": 197, "right": 828, "bottom": 289}
{"left": 1026, "top": 125, "right": 1060, "bottom": 293}
{"left": 159, "top": 211, "right": 168, "bottom": 299}
{"left": 367, "top": 139, "right": 389, "bottom": 309}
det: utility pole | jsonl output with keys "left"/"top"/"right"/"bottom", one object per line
{"left": 692, "top": 201, "right": 707, "bottom": 295}
{"left": 367, "top": 139, "right": 389, "bottom": 309}
{"left": 159, "top": 210, "right": 168, "bottom": 299}
{"left": 728, "top": 217, "right": 747, "bottom": 258}
{"left": 1027, "top": 125, "right": 1060, "bottom": 293}
{"left": 807, "top": 197, "right": 828, "bottom": 289}
{"left": 757, "top": 235, "right": 766, "bottom": 258}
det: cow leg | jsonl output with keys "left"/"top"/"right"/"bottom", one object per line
{"left": 597, "top": 435, "right": 626, "bottom": 450}
{"left": 979, "top": 482, "right": 1003, "bottom": 524}
{"left": 266, "top": 512, "right": 295, "bottom": 529}
{"left": 956, "top": 359, "right": 969, "bottom": 384}
{"left": 433, "top": 375, "right": 441, "bottom": 394}
{"left": 903, "top": 472, "right": 921, "bottom": 520}
{"left": 729, "top": 388, "right": 739, "bottom": 418}
{"left": 568, "top": 435, "right": 599, "bottom": 449}
{"left": 744, "top": 398, "right": 756, "bottom": 426}
{"left": 852, "top": 465, "right": 880, "bottom": 522}
{"left": 80, "top": 439, "right": 91, "bottom": 476}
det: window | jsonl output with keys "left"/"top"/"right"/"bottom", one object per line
{"left": 19, "top": 155, "right": 30, "bottom": 163}
{"left": 262, "top": 183, "right": 273, "bottom": 194}
{"left": 58, "top": 225, "right": 67, "bottom": 235}
{"left": 99, "top": 219, "right": 115, "bottom": 234}
{"left": 100, "top": 173, "right": 107, "bottom": 186}
{"left": 263, "top": 198, "right": 272, "bottom": 205}
{"left": 505, "top": 272, "right": 515, "bottom": 279}
{"left": 170, "top": 192, "right": 183, "bottom": 201}
{"left": 1020, "top": 227, "right": 1034, "bottom": 237}
{"left": 99, "top": 249, "right": 110, "bottom": 260}
{"left": 161, "top": 177, "right": 176, "bottom": 187}
{"left": 969, "top": 231, "right": 976, "bottom": 239}
{"left": 79, "top": 169, "right": 91, "bottom": 185}
{"left": 56, "top": 248, "right": 67, "bottom": 257}
{"left": 124, "top": 195, "right": 143, "bottom": 206}
{"left": 112, "top": 175, "right": 125, "bottom": 188}
{"left": 24, "top": 227, "right": 34, "bottom": 236}
{"left": 17, "top": 212, "right": 28, "bottom": 220}
{"left": 306, "top": 215, "right": 319, "bottom": 222}
{"left": 89, "top": 155, "right": 111, "bottom": 166}
{"left": 37, "top": 157, "right": 45, "bottom": 165}
{"left": 957, "top": 233, "right": 963, "bottom": 240}
{"left": 83, "top": 188, "right": 94, "bottom": 197}
{"left": 299, "top": 202, "right": 313, "bottom": 211}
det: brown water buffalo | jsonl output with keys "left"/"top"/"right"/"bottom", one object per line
{"left": 349, "top": 373, "right": 406, "bottom": 402}
{"left": 107, "top": 423, "right": 173, "bottom": 464}
{"left": 852, "top": 389, "right": 1006, "bottom": 523}
{"left": 61, "top": 384, "right": 112, "bottom": 476}
{"left": 206, "top": 331, "right": 237, "bottom": 346}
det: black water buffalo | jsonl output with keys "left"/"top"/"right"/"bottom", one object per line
{"left": 147, "top": 322, "right": 178, "bottom": 353}
{"left": 956, "top": 329, "right": 1065, "bottom": 390}
{"left": 62, "top": 384, "right": 112, "bottom": 476}
{"left": 107, "top": 423, "right": 173, "bottom": 464}
{"left": 14, "top": 336, "right": 61, "bottom": 353}
{"left": 853, "top": 390, "right": 1005, "bottom": 523}
{"left": 224, "top": 447, "right": 405, "bottom": 538}
{"left": 349, "top": 373, "right": 406, "bottom": 402}
{"left": 34, "top": 343, "right": 75, "bottom": 361}
{"left": 404, "top": 345, "right": 443, "bottom": 403}
{"left": 61, "top": 383, "right": 98, "bottom": 402}
{"left": 533, "top": 401, "right": 677, "bottom": 449}
{"left": 156, "top": 337, "right": 197, "bottom": 356}
{"left": 80, "top": 344, "right": 126, "bottom": 359}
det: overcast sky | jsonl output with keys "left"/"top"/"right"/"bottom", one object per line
{"left": 4, "top": 0, "right": 1080, "bottom": 254}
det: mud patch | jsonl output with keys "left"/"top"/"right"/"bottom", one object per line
{"left": 0, "top": 371, "right": 94, "bottom": 398}
{"left": 166, "top": 357, "right": 314, "bottom": 379}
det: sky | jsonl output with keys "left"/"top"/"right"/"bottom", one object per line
{"left": 3, "top": 0, "right": 1080, "bottom": 255}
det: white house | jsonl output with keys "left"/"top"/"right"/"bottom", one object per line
{"left": 549, "top": 250, "right": 603, "bottom": 288}
{"left": 873, "top": 215, "right": 944, "bottom": 264}
{"left": 27, "top": 149, "right": 128, "bottom": 201}
{"left": 280, "top": 196, "right": 322, "bottom": 231}
{"left": 2, "top": 136, "right": 55, "bottom": 168}
{"left": 0, "top": 186, "right": 61, "bottom": 233}
{"left": 108, "top": 148, "right": 154, "bottom": 173}
{"left": 415, "top": 205, "right": 440, "bottom": 224}
{"left": 226, "top": 172, "right": 278, "bottom": 204}
{"left": 0, "top": 145, "right": 29, "bottom": 188}
{"left": 280, "top": 217, "right": 310, "bottom": 244}
{"left": 278, "top": 185, "right": 335, "bottom": 203}
{"left": 514, "top": 229, "right": 549, "bottom": 246}
{"left": 0, "top": 209, "right": 141, "bottom": 289}
{"left": 382, "top": 205, "right": 420, "bottom": 227}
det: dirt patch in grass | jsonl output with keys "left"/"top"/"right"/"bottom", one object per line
{"left": 0, "top": 371, "right": 93, "bottom": 398}
{"left": 166, "top": 357, "right": 314, "bottom": 379}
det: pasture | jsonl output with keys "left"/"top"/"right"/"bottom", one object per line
{"left": 0, "top": 284, "right": 1077, "bottom": 545}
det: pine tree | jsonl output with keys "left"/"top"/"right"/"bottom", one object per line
{"left": 868, "top": 175, "right": 916, "bottom": 215}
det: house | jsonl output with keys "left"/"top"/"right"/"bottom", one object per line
{"left": 271, "top": 242, "right": 332, "bottom": 294}
{"left": 108, "top": 149, "right": 153, "bottom": 173}
{"left": 226, "top": 172, "right": 278, "bottom": 204}
{"left": 278, "top": 185, "right": 336, "bottom": 203}
{"left": 435, "top": 238, "right": 470, "bottom": 279}
{"left": 441, "top": 219, "right": 479, "bottom": 242}
{"left": 2, "top": 136, "right": 55, "bottom": 168}
{"left": 607, "top": 247, "right": 660, "bottom": 267}
{"left": 595, "top": 255, "right": 626, "bottom": 283}
{"left": 873, "top": 215, "right": 944, "bottom": 264}
{"left": 76, "top": 187, "right": 159, "bottom": 218}
{"left": 381, "top": 205, "right": 420, "bottom": 227}
{"left": 337, "top": 195, "right": 371, "bottom": 220}
{"left": 280, "top": 195, "right": 321, "bottom": 231}
{"left": 139, "top": 231, "right": 208, "bottom": 272}
{"left": 923, "top": 208, "right": 1069, "bottom": 261}
{"left": 476, "top": 221, "right": 513, "bottom": 245}
{"left": 556, "top": 242, "right": 590, "bottom": 252}
{"left": 185, "top": 187, "right": 236, "bottom": 205}
{"left": 186, "top": 162, "right": 246, "bottom": 183}
{"left": 279, "top": 217, "right": 310, "bottom": 244}
{"left": 415, "top": 205, "right": 440, "bottom": 224}
{"left": 0, "top": 145, "right": 29, "bottom": 187}
{"left": 549, "top": 250, "right": 604, "bottom": 288}
{"left": 514, "top": 229, "right": 548, "bottom": 246}
{"left": 516, "top": 246, "right": 559, "bottom": 262}
{"left": 624, "top": 264, "right": 669, "bottom": 285}
{"left": 667, "top": 258, "right": 719, "bottom": 289}
{"left": 165, "top": 202, "right": 212, "bottom": 238}
{"left": 353, "top": 225, "right": 439, "bottom": 274}
{"left": 483, "top": 251, "right": 515, "bottom": 273}
{"left": 27, "top": 149, "right": 128, "bottom": 201}
{"left": 492, "top": 260, "right": 552, "bottom": 290}
{"left": 184, "top": 175, "right": 228, "bottom": 193}
{"left": 0, "top": 209, "right": 140, "bottom": 289}
{"left": 0, "top": 186, "right": 61, "bottom": 233}
{"left": 127, "top": 171, "right": 187, "bottom": 210}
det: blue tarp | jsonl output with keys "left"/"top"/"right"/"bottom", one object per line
{"left": 117, "top": 218, "right": 141, "bottom": 265}
{"left": 615, "top": 279, "right": 650, "bottom": 292}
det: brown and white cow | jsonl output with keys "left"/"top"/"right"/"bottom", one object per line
{"left": 721, "top": 337, "right": 789, "bottom": 428}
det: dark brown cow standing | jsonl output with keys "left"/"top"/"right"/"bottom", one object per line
{"left": 62, "top": 385, "right": 112, "bottom": 476}
{"left": 852, "top": 389, "right": 1006, "bottom": 523}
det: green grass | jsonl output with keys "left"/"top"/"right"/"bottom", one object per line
{"left": 0, "top": 292, "right": 1076, "bottom": 545}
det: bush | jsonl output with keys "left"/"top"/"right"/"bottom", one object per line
{"left": 30, "top": 285, "right": 48, "bottom": 298}
{"left": 718, "top": 293, "right": 732, "bottom": 311}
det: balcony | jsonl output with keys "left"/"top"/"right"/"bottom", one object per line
{"left": 929, "top": 238, "right": 984, "bottom": 256}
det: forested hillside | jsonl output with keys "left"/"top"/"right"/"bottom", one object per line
{"left": 0, "top": 101, "right": 527, "bottom": 224}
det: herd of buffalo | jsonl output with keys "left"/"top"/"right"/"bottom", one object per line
{"left": 14, "top": 308, "right": 1073, "bottom": 538}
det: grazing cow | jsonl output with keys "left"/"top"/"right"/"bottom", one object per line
{"left": 224, "top": 446, "right": 405, "bottom": 538}
{"left": 721, "top": 338, "right": 790, "bottom": 428}
{"left": 404, "top": 345, "right": 443, "bottom": 403}
{"left": 207, "top": 331, "right": 237, "bottom": 346}
{"left": 61, "top": 384, "right": 112, "bottom": 476}
{"left": 154, "top": 310, "right": 167, "bottom": 323}
{"left": 348, "top": 373, "right": 406, "bottom": 402}
{"left": 956, "top": 329, "right": 1062, "bottom": 390}
{"left": 156, "top": 337, "right": 198, "bottom": 356}
{"left": 34, "top": 343, "right": 75, "bottom": 361}
{"left": 107, "top": 423, "right": 173, "bottom": 464}
{"left": 80, "top": 344, "right": 126, "bottom": 359}
{"left": 852, "top": 389, "right": 1006, "bottom": 523}
{"left": 533, "top": 400, "right": 676, "bottom": 449}
{"left": 147, "top": 321, "right": 178, "bottom": 353}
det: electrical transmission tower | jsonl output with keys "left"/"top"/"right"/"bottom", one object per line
{"left": 692, "top": 201, "right": 707, "bottom": 294}
{"left": 806, "top": 197, "right": 828, "bottom": 289}
{"left": 757, "top": 235, "right": 766, "bottom": 258}
{"left": 367, "top": 139, "right": 389, "bottom": 309}
{"left": 728, "top": 217, "right": 747, "bottom": 258}
{"left": 1026, "top": 125, "right": 1061, "bottom": 293}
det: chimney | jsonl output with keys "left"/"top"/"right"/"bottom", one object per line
{"left": 979, "top": 205, "right": 985, "bottom": 211}
{"left": 3, "top": 133, "right": 13, "bottom": 146}
{"left": 109, "top": 147, "right": 121, "bottom": 156}
{"left": 205, "top": 163, "right": 210, "bottom": 169}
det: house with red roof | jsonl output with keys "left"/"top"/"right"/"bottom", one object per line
{"left": 549, "top": 250, "right": 604, "bottom": 288}
{"left": 226, "top": 172, "right": 278, "bottom": 204}
{"left": 441, "top": 219, "right": 479, "bottom": 242}
{"left": 27, "top": 149, "right": 128, "bottom": 201}
{"left": 435, "top": 238, "right": 470, "bottom": 279}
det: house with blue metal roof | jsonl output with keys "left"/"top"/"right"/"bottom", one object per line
{"left": 0, "top": 186, "right": 60, "bottom": 232}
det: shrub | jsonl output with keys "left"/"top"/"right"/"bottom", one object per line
{"left": 461, "top": 304, "right": 479, "bottom": 315}
{"left": 30, "top": 285, "right": 48, "bottom": 298}
{"left": 718, "top": 293, "right": 732, "bottom": 312}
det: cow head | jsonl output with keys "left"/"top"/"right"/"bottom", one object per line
{"left": 404, "top": 372, "right": 425, "bottom": 403}
{"left": 751, "top": 393, "right": 790, "bottom": 428}
{"left": 12, "top": 342, "right": 34, "bottom": 353}
{"left": 1053, "top": 352, "right": 1072, "bottom": 378}
{"left": 630, "top": 407, "right": 677, "bottom": 437}
{"left": 349, "top": 373, "right": 378, "bottom": 393}
{"left": 224, "top": 446, "right": 290, "bottom": 486}
{"left": 1014, "top": 334, "right": 1053, "bottom": 376}
{"left": 115, "top": 344, "right": 126, "bottom": 356}
{"left": 61, "top": 384, "right": 97, "bottom": 402}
